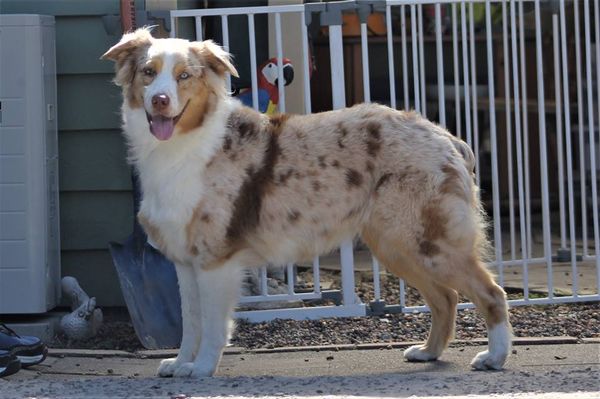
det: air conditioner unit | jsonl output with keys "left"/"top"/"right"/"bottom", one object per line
{"left": 0, "top": 14, "right": 60, "bottom": 314}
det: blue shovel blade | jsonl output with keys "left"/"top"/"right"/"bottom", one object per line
{"left": 109, "top": 236, "right": 183, "bottom": 349}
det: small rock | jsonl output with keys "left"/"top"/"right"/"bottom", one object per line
{"left": 326, "top": 355, "right": 334, "bottom": 361}
{"left": 107, "top": 369, "right": 114, "bottom": 374}
{"left": 554, "top": 355, "right": 567, "bottom": 360}
{"left": 512, "top": 349, "right": 517, "bottom": 355}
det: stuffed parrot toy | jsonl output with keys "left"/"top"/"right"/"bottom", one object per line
{"left": 238, "top": 57, "right": 294, "bottom": 114}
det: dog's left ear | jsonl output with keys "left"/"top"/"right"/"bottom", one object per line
{"left": 191, "top": 40, "right": 239, "bottom": 78}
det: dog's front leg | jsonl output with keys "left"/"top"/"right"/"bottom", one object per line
{"left": 172, "top": 260, "right": 242, "bottom": 378}
{"left": 157, "top": 263, "right": 201, "bottom": 377}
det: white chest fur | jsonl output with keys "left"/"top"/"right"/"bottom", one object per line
{"left": 122, "top": 98, "right": 240, "bottom": 259}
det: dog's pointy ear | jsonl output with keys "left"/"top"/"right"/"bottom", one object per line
{"left": 101, "top": 28, "right": 153, "bottom": 62}
{"left": 191, "top": 40, "right": 239, "bottom": 78}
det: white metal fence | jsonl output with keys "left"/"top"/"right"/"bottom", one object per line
{"left": 170, "top": 0, "right": 600, "bottom": 322}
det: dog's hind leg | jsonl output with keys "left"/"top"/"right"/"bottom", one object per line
{"left": 445, "top": 257, "right": 511, "bottom": 370}
{"left": 172, "top": 258, "right": 243, "bottom": 378}
{"left": 158, "top": 263, "right": 202, "bottom": 377}
{"left": 402, "top": 278, "right": 458, "bottom": 361}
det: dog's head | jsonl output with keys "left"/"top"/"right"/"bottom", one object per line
{"left": 101, "top": 28, "right": 238, "bottom": 141}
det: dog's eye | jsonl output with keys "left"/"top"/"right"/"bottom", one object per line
{"left": 143, "top": 68, "right": 156, "bottom": 77}
{"left": 178, "top": 72, "right": 190, "bottom": 81}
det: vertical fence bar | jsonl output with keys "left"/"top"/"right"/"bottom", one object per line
{"left": 559, "top": 0, "right": 578, "bottom": 296}
{"left": 372, "top": 258, "right": 381, "bottom": 301}
{"left": 399, "top": 279, "right": 406, "bottom": 309}
{"left": 574, "top": 0, "right": 588, "bottom": 257}
{"left": 418, "top": 4, "right": 426, "bottom": 116}
{"left": 386, "top": 5, "right": 397, "bottom": 109}
{"left": 519, "top": 0, "right": 532, "bottom": 260}
{"left": 534, "top": 0, "right": 554, "bottom": 298}
{"left": 435, "top": 3, "right": 445, "bottom": 127}
{"left": 312, "top": 256, "right": 321, "bottom": 294}
{"left": 260, "top": 266, "right": 268, "bottom": 296}
{"left": 401, "top": 5, "right": 409, "bottom": 110}
{"left": 301, "top": 12, "right": 312, "bottom": 114}
{"left": 286, "top": 263, "right": 295, "bottom": 295}
{"left": 461, "top": 2, "right": 473, "bottom": 148}
{"left": 486, "top": 0, "right": 504, "bottom": 286}
{"left": 221, "top": 15, "right": 231, "bottom": 93}
{"left": 247, "top": 14, "right": 259, "bottom": 111}
{"left": 329, "top": 22, "right": 356, "bottom": 306}
{"left": 583, "top": 0, "right": 600, "bottom": 285}
{"left": 553, "top": 15, "right": 568, "bottom": 254}
{"left": 452, "top": 3, "right": 461, "bottom": 139}
{"left": 502, "top": 1, "right": 516, "bottom": 261}
{"left": 361, "top": 22, "right": 371, "bottom": 103}
{"left": 275, "top": 13, "right": 285, "bottom": 113}
{"left": 411, "top": 5, "right": 420, "bottom": 112}
{"left": 469, "top": 2, "right": 480, "bottom": 184}
{"left": 596, "top": 0, "right": 600, "bottom": 168}
{"left": 510, "top": 0, "right": 529, "bottom": 299}
{"left": 195, "top": 16, "right": 203, "bottom": 40}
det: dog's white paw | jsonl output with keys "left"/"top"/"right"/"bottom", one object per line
{"left": 470, "top": 350, "right": 506, "bottom": 371}
{"left": 403, "top": 345, "right": 439, "bottom": 362}
{"left": 172, "top": 362, "right": 216, "bottom": 378}
{"left": 157, "top": 357, "right": 180, "bottom": 377}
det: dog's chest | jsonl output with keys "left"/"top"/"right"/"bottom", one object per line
{"left": 138, "top": 153, "right": 206, "bottom": 258}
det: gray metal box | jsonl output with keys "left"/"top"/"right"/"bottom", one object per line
{"left": 0, "top": 14, "right": 60, "bottom": 313}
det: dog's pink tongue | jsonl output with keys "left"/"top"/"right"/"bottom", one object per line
{"left": 150, "top": 115, "right": 175, "bottom": 141}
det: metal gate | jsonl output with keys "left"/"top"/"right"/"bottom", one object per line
{"left": 169, "top": 0, "right": 600, "bottom": 322}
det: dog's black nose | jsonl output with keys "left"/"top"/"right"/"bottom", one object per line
{"left": 152, "top": 94, "right": 170, "bottom": 112}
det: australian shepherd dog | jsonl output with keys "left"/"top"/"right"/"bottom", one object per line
{"left": 102, "top": 28, "right": 511, "bottom": 378}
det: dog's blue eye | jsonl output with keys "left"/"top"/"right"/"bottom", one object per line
{"left": 179, "top": 72, "right": 190, "bottom": 80}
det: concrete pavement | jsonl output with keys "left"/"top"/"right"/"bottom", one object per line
{"left": 1, "top": 342, "right": 599, "bottom": 398}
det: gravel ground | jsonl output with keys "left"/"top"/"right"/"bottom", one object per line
{"left": 50, "top": 271, "right": 599, "bottom": 352}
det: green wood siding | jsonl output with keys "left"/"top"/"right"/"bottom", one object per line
{"left": 2, "top": 0, "right": 139, "bottom": 306}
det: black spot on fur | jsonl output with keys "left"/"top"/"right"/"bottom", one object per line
{"left": 223, "top": 136, "right": 232, "bottom": 152}
{"left": 345, "top": 169, "right": 363, "bottom": 187}
{"left": 288, "top": 210, "right": 301, "bottom": 223}
{"left": 277, "top": 168, "right": 294, "bottom": 184}
{"left": 375, "top": 173, "right": 393, "bottom": 191}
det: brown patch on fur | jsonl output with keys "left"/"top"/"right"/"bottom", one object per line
{"left": 366, "top": 161, "right": 374, "bottom": 174}
{"left": 345, "top": 169, "right": 363, "bottom": 187}
{"left": 337, "top": 123, "right": 348, "bottom": 148}
{"left": 375, "top": 173, "right": 393, "bottom": 192}
{"left": 312, "top": 181, "right": 321, "bottom": 192}
{"left": 226, "top": 122, "right": 281, "bottom": 243}
{"left": 419, "top": 240, "right": 441, "bottom": 256}
{"left": 364, "top": 121, "right": 382, "bottom": 157}
{"left": 317, "top": 156, "right": 327, "bottom": 169}
{"left": 269, "top": 113, "right": 290, "bottom": 133}
{"left": 421, "top": 204, "right": 448, "bottom": 241}
{"left": 331, "top": 160, "right": 340, "bottom": 168}
{"left": 176, "top": 75, "right": 218, "bottom": 134}
{"left": 277, "top": 168, "right": 295, "bottom": 184}
{"left": 200, "top": 213, "right": 211, "bottom": 223}
{"left": 440, "top": 164, "right": 469, "bottom": 202}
